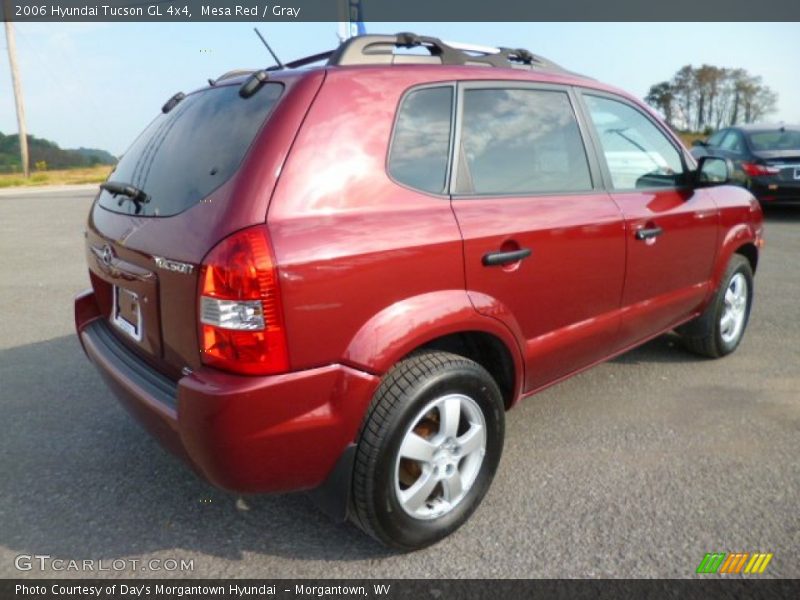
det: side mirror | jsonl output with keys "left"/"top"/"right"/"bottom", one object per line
{"left": 692, "top": 139, "right": 708, "bottom": 147}
{"left": 695, "top": 156, "right": 733, "bottom": 186}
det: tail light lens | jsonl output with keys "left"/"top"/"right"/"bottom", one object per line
{"left": 741, "top": 162, "right": 780, "bottom": 177}
{"left": 198, "top": 225, "right": 289, "bottom": 375}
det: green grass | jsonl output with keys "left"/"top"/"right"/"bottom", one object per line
{"left": 0, "top": 165, "right": 113, "bottom": 189}
{"left": 677, "top": 132, "right": 707, "bottom": 149}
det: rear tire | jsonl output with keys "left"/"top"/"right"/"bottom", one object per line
{"left": 350, "top": 351, "right": 505, "bottom": 551}
{"left": 678, "top": 254, "right": 753, "bottom": 358}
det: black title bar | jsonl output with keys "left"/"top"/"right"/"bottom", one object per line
{"left": 2, "top": 0, "right": 800, "bottom": 22}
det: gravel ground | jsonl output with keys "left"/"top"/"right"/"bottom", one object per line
{"left": 1, "top": 188, "right": 798, "bottom": 579}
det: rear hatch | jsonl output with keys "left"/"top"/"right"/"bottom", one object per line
{"left": 85, "top": 70, "right": 324, "bottom": 379}
{"left": 748, "top": 128, "right": 800, "bottom": 183}
{"left": 755, "top": 150, "right": 800, "bottom": 183}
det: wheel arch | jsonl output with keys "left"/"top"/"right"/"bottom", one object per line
{"left": 709, "top": 222, "right": 760, "bottom": 294}
{"left": 415, "top": 331, "right": 517, "bottom": 410}
{"left": 342, "top": 290, "right": 524, "bottom": 409}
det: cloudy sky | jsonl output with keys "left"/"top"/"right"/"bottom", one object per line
{"left": 1, "top": 22, "right": 798, "bottom": 155}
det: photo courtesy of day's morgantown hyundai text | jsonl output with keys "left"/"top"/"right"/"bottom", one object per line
{"left": 74, "top": 33, "right": 763, "bottom": 550}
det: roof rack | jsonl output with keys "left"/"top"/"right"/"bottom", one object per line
{"left": 212, "top": 33, "right": 581, "bottom": 85}
{"left": 326, "top": 33, "right": 575, "bottom": 74}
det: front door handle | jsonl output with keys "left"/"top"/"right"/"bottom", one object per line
{"left": 482, "top": 248, "right": 532, "bottom": 267}
{"left": 635, "top": 226, "right": 663, "bottom": 241}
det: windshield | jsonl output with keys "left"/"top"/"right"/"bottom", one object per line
{"left": 98, "top": 82, "right": 283, "bottom": 217}
{"left": 747, "top": 129, "right": 800, "bottom": 152}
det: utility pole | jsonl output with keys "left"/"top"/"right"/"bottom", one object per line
{"left": 338, "top": 0, "right": 366, "bottom": 42}
{"left": 4, "top": 19, "right": 30, "bottom": 178}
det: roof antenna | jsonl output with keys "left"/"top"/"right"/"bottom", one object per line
{"left": 254, "top": 27, "right": 285, "bottom": 70}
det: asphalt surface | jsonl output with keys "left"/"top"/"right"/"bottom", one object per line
{"left": 1, "top": 187, "right": 798, "bottom": 579}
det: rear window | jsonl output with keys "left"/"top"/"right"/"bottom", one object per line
{"left": 747, "top": 130, "right": 800, "bottom": 152}
{"left": 98, "top": 83, "right": 283, "bottom": 217}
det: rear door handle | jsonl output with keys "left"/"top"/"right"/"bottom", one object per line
{"left": 635, "top": 226, "right": 663, "bottom": 241}
{"left": 482, "top": 248, "right": 532, "bottom": 267}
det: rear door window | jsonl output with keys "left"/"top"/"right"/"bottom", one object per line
{"left": 99, "top": 83, "right": 283, "bottom": 217}
{"left": 388, "top": 86, "right": 454, "bottom": 195}
{"left": 719, "top": 131, "right": 745, "bottom": 154}
{"left": 457, "top": 88, "right": 592, "bottom": 195}
{"left": 706, "top": 130, "right": 726, "bottom": 147}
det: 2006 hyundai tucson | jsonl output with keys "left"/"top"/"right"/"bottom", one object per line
{"left": 75, "top": 33, "right": 763, "bottom": 550}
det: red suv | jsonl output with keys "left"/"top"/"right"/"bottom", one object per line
{"left": 74, "top": 34, "right": 763, "bottom": 550}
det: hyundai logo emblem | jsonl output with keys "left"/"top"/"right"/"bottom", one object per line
{"left": 101, "top": 244, "right": 114, "bottom": 267}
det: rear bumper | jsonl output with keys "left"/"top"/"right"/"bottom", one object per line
{"left": 750, "top": 180, "right": 800, "bottom": 203}
{"left": 75, "top": 289, "right": 380, "bottom": 494}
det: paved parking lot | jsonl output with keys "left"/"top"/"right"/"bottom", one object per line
{"left": 1, "top": 187, "right": 798, "bottom": 578}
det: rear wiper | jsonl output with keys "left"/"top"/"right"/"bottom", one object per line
{"left": 100, "top": 181, "right": 150, "bottom": 210}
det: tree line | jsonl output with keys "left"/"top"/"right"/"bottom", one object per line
{"left": 0, "top": 132, "right": 116, "bottom": 173}
{"left": 645, "top": 65, "right": 778, "bottom": 133}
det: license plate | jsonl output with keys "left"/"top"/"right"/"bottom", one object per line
{"left": 112, "top": 286, "right": 142, "bottom": 341}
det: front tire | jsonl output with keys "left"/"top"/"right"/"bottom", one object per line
{"left": 678, "top": 254, "right": 754, "bottom": 358}
{"left": 350, "top": 351, "right": 505, "bottom": 550}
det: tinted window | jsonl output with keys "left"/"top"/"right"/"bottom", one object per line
{"left": 459, "top": 88, "right": 591, "bottom": 195}
{"left": 98, "top": 83, "right": 283, "bottom": 217}
{"left": 720, "top": 131, "right": 744, "bottom": 153}
{"left": 585, "top": 95, "right": 684, "bottom": 190}
{"left": 388, "top": 87, "right": 454, "bottom": 194}
{"left": 706, "top": 130, "right": 726, "bottom": 147}
{"left": 747, "top": 129, "right": 800, "bottom": 151}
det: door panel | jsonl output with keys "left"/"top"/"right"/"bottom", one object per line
{"left": 612, "top": 189, "right": 718, "bottom": 347}
{"left": 580, "top": 92, "right": 720, "bottom": 349}
{"left": 451, "top": 84, "right": 626, "bottom": 392}
{"left": 453, "top": 196, "right": 626, "bottom": 391}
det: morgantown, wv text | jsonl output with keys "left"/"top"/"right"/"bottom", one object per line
{"left": 16, "top": 583, "right": 392, "bottom": 598}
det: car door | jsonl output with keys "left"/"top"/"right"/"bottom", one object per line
{"left": 578, "top": 92, "right": 719, "bottom": 349}
{"left": 449, "top": 83, "right": 626, "bottom": 392}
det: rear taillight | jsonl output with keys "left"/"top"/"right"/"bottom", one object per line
{"left": 198, "top": 225, "right": 289, "bottom": 375}
{"left": 741, "top": 162, "right": 780, "bottom": 177}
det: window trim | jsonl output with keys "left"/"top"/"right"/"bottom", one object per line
{"left": 450, "top": 81, "right": 603, "bottom": 200}
{"left": 385, "top": 82, "right": 457, "bottom": 198}
{"left": 574, "top": 89, "right": 695, "bottom": 193}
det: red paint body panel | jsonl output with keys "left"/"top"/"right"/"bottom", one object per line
{"left": 269, "top": 69, "right": 469, "bottom": 371}
{"left": 77, "top": 289, "right": 380, "bottom": 493}
{"left": 451, "top": 193, "right": 626, "bottom": 391}
{"left": 74, "top": 60, "right": 762, "bottom": 496}
{"left": 611, "top": 187, "right": 720, "bottom": 347}
{"left": 708, "top": 186, "right": 764, "bottom": 288}
{"left": 176, "top": 363, "right": 379, "bottom": 492}
{"left": 341, "top": 290, "right": 526, "bottom": 400}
